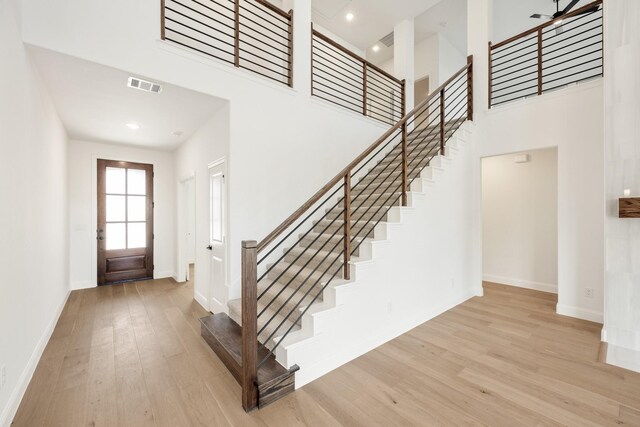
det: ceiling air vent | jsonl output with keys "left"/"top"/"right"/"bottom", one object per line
{"left": 127, "top": 77, "right": 163, "bottom": 94}
{"left": 379, "top": 32, "right": 394, "bottom": 48}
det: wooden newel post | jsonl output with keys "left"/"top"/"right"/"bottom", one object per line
{"left": 362, "top": 63, "right": 368, "bottom": 117}
{"left": 439, "top": 89, "right": 446, "bottom": 156}
{"left": 343, "top": 174, "right": 351, "bottom": 280}
{"left": 234, "top": 0, "right": 240, "bottom": 68}
{"left": 160, "top": 0, "right": 166, "bottom": 40}
{"left": 488, "top": 42, "right": 493, "bottom": 109}
{"left": 287, "top": 10, "right": 294, "bottom": 88}
{"left": 241, "top": 240, "right": 258, "bottom": 412}
{"left": 401, "top": 122, "right": 408, "bottom": 206}
{"left": 467, "top": 55, "right": 473, "bottom": 121}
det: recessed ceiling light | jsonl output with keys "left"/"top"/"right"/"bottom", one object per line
{"left": 372, "top": 45, "right": 380, "bottom": 52}
{"left": 346, "top": 12, "right": 354, "bottom": 22}
{"left": 126, "top": 123, "right": 141, "bottom": 130}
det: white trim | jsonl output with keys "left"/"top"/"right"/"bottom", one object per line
{"left": 294, "top": 291, "right": 476, "bottom": 388}
{"left": 556, "top": 303, "right": 603, "bottom": 323}
{"left": 70, "top": 280, "right": 95, "bottom": 290}
{"left": 0, "top": 290, "right": 71, "bottom": 427}
{"left": 606, "top": 344, "right": 640, "bottom": 374}
{"left": 194, "top": 289, "right": 209, "bottom": 311}
{"left": 483, "top": 274, "right": 557, "bottom": 294}
{"left": 154, "top": 270, "right": 175, "bottom": 280}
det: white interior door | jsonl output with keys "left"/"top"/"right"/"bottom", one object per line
{"left": 207, "top": 161, "right": 227, "bottom": 312}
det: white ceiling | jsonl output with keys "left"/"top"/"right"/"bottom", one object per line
{"left": 312, "top": 0, "right": 444, "bottom": 53}
{"left": 28, "top": 47, "right": 226, "bottom": 151}
{"left": 493, "top": 0, "right": 595, "bottom": 42}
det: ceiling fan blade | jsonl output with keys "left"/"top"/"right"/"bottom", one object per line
{"left": 530, "top": 13, "right": 552, "bottom": 19}
{"left": 572, "top": 5, "right": 601, "bottom": 16}
{"left": 562, "top": 0, "right": 580, "bottom": 15}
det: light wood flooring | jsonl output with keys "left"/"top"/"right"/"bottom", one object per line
{"left": 12, "top": 277, "right": 640, "bottom": 426}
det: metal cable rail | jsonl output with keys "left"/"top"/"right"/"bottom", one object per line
{"left": 311, "top": 27, "right": 405, "bottom": 125}
{"left": 238, "top": 57, "right": 473, "bottom": 411}
{"left": 162, "top": 0, "right": 294, "bottom": 86}
{"left": 488, "top": 0, "right": 603, "bottom": 108}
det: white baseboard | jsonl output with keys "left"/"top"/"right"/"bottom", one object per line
{"left": 294, "top": 290, "right": 477, "bottom": 388}
{"left": 194, "top": 290, "right": 209, "bottom": 311}
{"left": 483, "top": 274, "right": 557, "bottom": 294}
{"left": 0, "top": 290, "right": 71, "bottom": 427}
{"left": 556, "top": 303, "right": 603, "bottom": 323}
{"left": 606, "top": 343, "right": 640, "bottom": 373}
{"left": 70, "top": 280, "right": 95, "bottom": 290}
{"left": 154, "top": 270, "right": 175, "bottom": 280}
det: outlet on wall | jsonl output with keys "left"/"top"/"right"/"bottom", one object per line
{"left": 1, "top": 364, "right": 6, "bottom": 390}
{"left": 585, "top": 288, "right": 595, "bottom": 299}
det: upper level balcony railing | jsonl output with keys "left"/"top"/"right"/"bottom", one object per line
{"left": 489, "top": 0, "right": 603, "bottom": 108}
{"left": 312, "top": 27, "right": 405, "bottom": 126}
{"left": 162, "top": 0, "right": 294, "bottom": 86}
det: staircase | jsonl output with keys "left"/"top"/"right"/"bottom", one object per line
{"left": 200, "top": 58, "right": 474, "bottom": 411}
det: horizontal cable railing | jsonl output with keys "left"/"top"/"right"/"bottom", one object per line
{"left": 162, "top": 0, "right": 293, "bottom": 86}
{"left": 311, "top": 27, "right": 405, "bottom": 125}
{"left": 239, "top": 57, "right": 473, "bottom": 411}
{"left": 489, "top": 0, "right": 602, "bottom": 108}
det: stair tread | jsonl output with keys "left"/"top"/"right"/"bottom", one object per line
{"left": 200, "top": 313, "right": 298, "bottom": 388}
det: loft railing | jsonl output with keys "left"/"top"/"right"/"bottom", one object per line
{"left": 488, "top": 0, "right": 603, "bottom": 108}
{"left": 161, "top": 0, "right": 294, "bottom": 86}
{"left": 311, "top": 27, "right": 405, "bottom": 125}
{"left": 240, "top": 57, "right": 473, "bottom": 411}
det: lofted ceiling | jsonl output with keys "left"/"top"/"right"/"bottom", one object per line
{"left": 312, "top": 0, "right": 444, "bottom": 53}
{"left": 492, "top": 0, "right": 595, "bottom": 43}
{"left": 28, "top": 47, "right": 226, "bottom": 151}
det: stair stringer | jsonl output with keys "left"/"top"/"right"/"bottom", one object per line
{"left": 269, "top": 122, "right": 482, "bottom": 387}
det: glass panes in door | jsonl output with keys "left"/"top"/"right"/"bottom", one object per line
{"left": 105, "top": 167, "right": 147, "bottom": 250}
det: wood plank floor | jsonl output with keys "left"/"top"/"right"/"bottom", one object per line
{"left": 12, "top": 278, "right": 640, "bottom": 426}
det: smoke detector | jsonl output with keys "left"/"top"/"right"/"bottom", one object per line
{"left": 127, "top": 77, "right": 163, "bottom": 94}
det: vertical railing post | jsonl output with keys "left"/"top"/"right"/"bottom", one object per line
{"left": 234, "top": 0, "right": 240, "bottom": 68}
{"left": 439, "top": 89, "right": 446, "bottom": 156}
{"left": 241, "top": 241, "right": 258, "bottom": 412}
{"left": 537, "top": 28, "right": 543, "bottom": 95}
{"left": 488, "top": 42, "right": 492, "bottom": 109}
{"left": 287, "top": 10, "right": 294, "bottom": 87}
{"left": 400, "top": 79, "right": 406, "bottom": 117}
{"left": 362, "top": 63, "right": 368, "bottom": 117}
{"left": 401, "top": 121, "right": 408, "bottom": 207}
{"left": 310, "top": 24, "right": 314, "bottom": 97}
{"left": 343, "top": 173, "right": 351, "bottom": 280}
{"left": 160, "top": 0, "right": 166, "bottom": 40}
{"left": 467, "top": 55, "right": 473, "bottom": 121}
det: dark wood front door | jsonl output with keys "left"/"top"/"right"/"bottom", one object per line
{"left": 97, "top": 159, "right": 154, "bottom": 285}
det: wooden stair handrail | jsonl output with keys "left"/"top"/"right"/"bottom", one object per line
{"left": 312, "top": 29, "right": 403, "bottom": 86}
{"left": 491, "top": 0, "right": 603, "bottom": 50}
{"left": 257, "top": 57, "right": 473, "bottom": 253}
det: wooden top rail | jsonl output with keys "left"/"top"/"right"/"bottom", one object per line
{"left": 491, "top": 0, "right": 602, "bottom": 50}
{"left": 253, "top": 0, "right": 292, "bottom": 19}
{"left": 256, "top": 57, "right": 473, "bottom": 253}
{"left": 312, "top": 28, "right": 403, "bottom": 86}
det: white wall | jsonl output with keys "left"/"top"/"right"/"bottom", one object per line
{"left": 283, "top": 125, "right": 482, "bottom": 386}
{"left": 479, "top": 80, "right": 605, "bottom": 322}
{"left": 482, "top": 148, "right": 558, "bottom": 293}
{"left": 603, "top": 0, "right": 640, "bottom": 373}
{"left": 0, "top": 0, "right": 69, "bottom": 424}
{"left": 67, "top": 139, "right": 176, "bottom": 289}
{"left": 19, "top": 0, "right": 389, "bottom": 301}
{"left": 174, "top": 106, "right": 230, "bottom": 312}
{"left": 186, "top": 178, "right": 196, "bottom": 264}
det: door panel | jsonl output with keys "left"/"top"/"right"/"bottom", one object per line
{"left": 97, "top": 159, "right": 154, "bottom": 285}
{"left": 208, "top": 162, "right": 227, "bottom": 312}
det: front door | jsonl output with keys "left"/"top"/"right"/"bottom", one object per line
{"left": 97, "top": 159, "right": 154, "bottom": 285}
{"left": 207, "top": 161, "right": 226, "bottom": 312}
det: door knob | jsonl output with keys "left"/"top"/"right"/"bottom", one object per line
{"left": 206, "top": 245, "right": 213, "bottom": 250}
